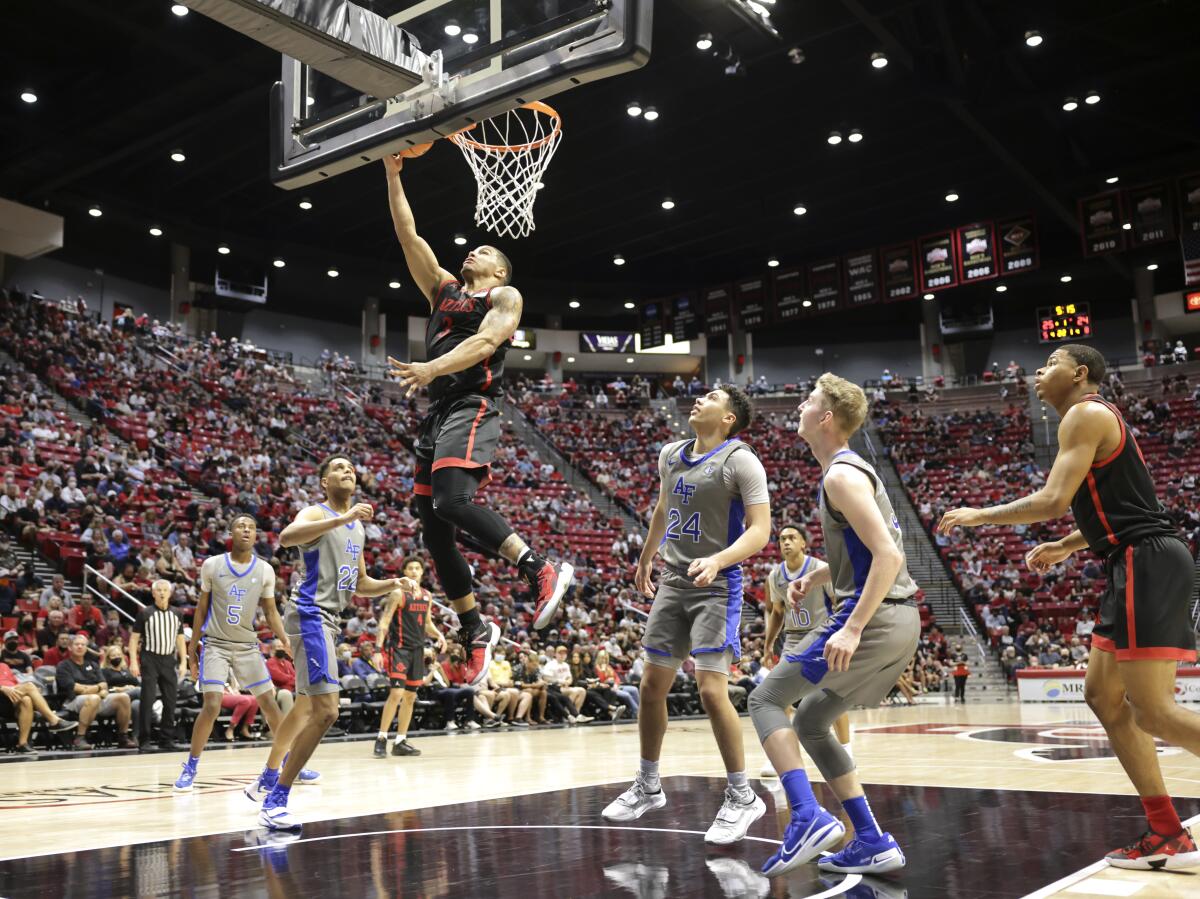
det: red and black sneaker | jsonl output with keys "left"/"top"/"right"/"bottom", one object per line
{"left": 464, "top": 621, "right": 501, "bottom": 687}
{"left": 530, "top": 561, "right": 574, "bottom": 630}
{"left": 1106, "top": 827, "right": 1200, "bottom": 870}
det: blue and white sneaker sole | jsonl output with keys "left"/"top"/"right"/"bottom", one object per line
{"left": 762, "top": 816, "right": 846, "bottom": 878}
{"left": 706, "top": 794, "right": 768, "bottom": 845}
{"left": 467, "top": 623, "right": 502, "bottom": 688}
{"left": 296, "top": 770, "right": 321, "bottom": 785}
{"left": 817, "top": 845, "right": 906, "bottom": 874}
{"left": 259, "top": 808, "right": 302, "bottom": 832}
{"left": 173, "top": 781, "right": 194, "bottom": 793}
{"left": 533, "top": 563, "right": 574, "bottom": 630}
{"left": 244, "top": 781, "right": 269, "bottom": 802}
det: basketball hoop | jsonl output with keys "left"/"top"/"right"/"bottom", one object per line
{"left": 449, "top": 101, "right": 563, "bottom": 240}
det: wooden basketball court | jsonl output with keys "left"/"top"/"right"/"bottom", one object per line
{"left": 2, "top": 699, "right": 1198, "bottom": 897}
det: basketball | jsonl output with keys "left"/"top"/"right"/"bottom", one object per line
{"left": 5, "top": 1, "right": 1200, "bottom": 897}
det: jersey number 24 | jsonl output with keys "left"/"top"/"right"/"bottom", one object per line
{"left": 665, "top": 509, "right": 702, "bottom": 542}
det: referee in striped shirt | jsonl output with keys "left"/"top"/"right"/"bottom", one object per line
{"left": 129, "top": 579, "right": 187, "bottom": 750}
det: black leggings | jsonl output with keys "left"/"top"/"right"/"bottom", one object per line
{"left": 415, "top": 467, "right": 515, "bottom": 600}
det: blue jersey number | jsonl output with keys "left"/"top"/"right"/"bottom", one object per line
{"left": 337, "top": 565, "right": 359, "bottom": 594}
{"left": 665, "top": 509, "right": 703, "bottom": 543}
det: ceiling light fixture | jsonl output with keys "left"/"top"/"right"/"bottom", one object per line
{"left": 626, "top": 101, "right": 643, "bottom": 117}
{"left": 945, "top": 191, "right": 960, "bottom": 202}
{"left": 298, "top": 198, "right": 313, "bottom": 210}
{"left": 327, "top": 267, "right": 339, "bottom": 278}
{"left": 217, "top": 244, "right": 230, "bottom": 255}
{"left": 848, "top": 128, "right": 863, "bottom": 143}
{"left": 923, "top": 292, "right": 935, "bottom": 300}
{"left": 827, "top": 131, "right": 843, "bottom": 145}
{"left": 388, "top": 280, "right": 401, "bottom": 289}
{"left": 625, "top": 357, "right": 634, "bottom": 364}
{"left": 767, "top": 257, "right": 780, "bottom": 268}
{"left": 453, "top": 234, "right": 468, "bottom": 245}
{"left": 661, "top": 198, "right": 675, "bottom": 210}
{"left": 1024, "top": 30, "right": 1043, "bottom": 47}
{"left": 995, "top": 284, "right": 1007, "bottom": 293}
{"left": 88, "top": 206, "right": 102, "bottom": 218}
{"left": 792, "top": 204, "right": 807, "bottom": 216}
{"left": 171, "top": 4, "right": 189, "bottom": 16}
{"left": 20, "top": 90, "right": 37, "bottom": 104}
{"left": 613, "top": 254, "right": 625, "bottom": 266}
{"left": 444, "top": 21, "right": 461, "bottom": 37}
{"left": 1106, "top": 176, "right": 1119, "bottom": 185}
{"left": 801, "top": 299, "right": 812, "bottom": 308}
{"left": 1060, "top": 274, "right": 1072, "bottom": 283}
{"left": 642, "top": 106, "right": 659, "bottom": 122}
{"left": 1147, "top": 263, "right": 1159, "bottom": 271}
{"left": 567, "top": 356, "right": 576, "bottom": 363}
{"left": 1122, "top": 222, "right": 1132, "bottom": 231}
{"left": 696, "top": 33, "right": 713, "bottom": 51}
{"left": 461, "top": 30, "right": 479, "bottom": 45}
{"left": 170, "top": 150, "right": 186, "bottom": 163}
{"left": 870, "top": 52, "right": 888, "bottom": 69}
{"left": 1062, "top": 97, "right": 1079, "bottom": 112}
{"left": 624, "top": 301, "right": 636, "bottom": 309}
{"left": 148, "top": 226, "right": 163, "bottom": 237}
{"left": 569, "top": 300, "right": 581, "bottom": 309}
{"left": 272, "top": 258, "right": 286, "bottom": 268}
{"left": 1085, "top": 91, "right": 1101, "bottom": 105}
{"left": 523, "top": 354, "right": 533, "bottom": 361}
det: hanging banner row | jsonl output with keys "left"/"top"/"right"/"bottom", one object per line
{"left": 1079, "top": 174, "right": 1200, "bottom": 256}
{"left": 640, "top": 215, "right": 1039, "bottom": 345}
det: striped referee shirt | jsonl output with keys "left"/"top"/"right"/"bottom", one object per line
{"left": 135, "top": 604, "right": 182, "bottom": 656}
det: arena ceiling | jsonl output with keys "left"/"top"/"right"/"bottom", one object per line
{"left": 2, "top": 0, "right": 1197, "bottom": 328}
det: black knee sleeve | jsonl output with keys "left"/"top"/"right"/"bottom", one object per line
{"left": 414, "top": 493, "right": 474, "bottom": 600}
{"left": 430, "top": 467, "right": 514, "bottom": 553}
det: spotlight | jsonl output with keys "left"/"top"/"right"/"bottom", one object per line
{"left": 1085, "top": 91, "right": 1101, "bottom": 105}
{"left": 624, "top": 301, "right": 636, "bottom": 309}
{"left": 148, "top": 226, "right": 163, "bottom": 237}
{"left": 1105, "top": 176, "right": 1119, "bottom": 185}
{"left": 327, "top": 268, "right": 339, "bottom": 278}
{"left": 1060, "top": 274, "right": 1072, "bottom": 283}
{"left": 848, "top": 128, "right": 863, "bottom": 143}
{"left": 1062, "top": 97, "right": 1079, "bottom": 111}
{"left": 273, "top": 258, "right": 286, "bottom": 268}
{"left": 923, "top": 293, "right": 935, "bottom": 300}
{"left": 1147, "top": 263, "right": 1158, "bottom": 271}
{"left": 995, "top": 284, "right": 1007, "bottom": 293}
{"left": 461, "top": 30, "right": 479, "bottom": 45}
{"left": 523, "top": 354, "right": 533, "bottom": 361}
{"left": 170, "top": 150, "right": 186, "bottom": 163}
{"left": 661, "top": 198, "right": 675, "bottom": 210}
{"left": 567, "top": 356, "right": 576, "bottom": 363}
{"left": 20, "top": 90, "right": 37, "bottom": 104}
{"left": 827, "top": 131, "right": 843, "bottom": 145}
{"left": 642, "top": 106, "right": 659, "bottom": 122}
{"left": 454, "top": 234, "right": 468, "bottom": 245}
{"left": 298, "top": 198, "right": 313, "bottom": 210}
{"left": 388, "top": 280, "right": 401, "bottom": 289}
{"left": 88, "top": 206, "right": 102, "bottom": 218}
{"left": 870, "top": 52, "right": 888, "bottom": 69}
{"left": 1122, "top": 222, "right": 1132, "bottom": 231}
{"left": 613, "top": 254, "right": 625, "bottom": 266}
{"left": 171, "top": 4, "right": 189, "bottom": 16}
{"left": 626, "top": 102, "right": 643, "bottom": 117}
{"left": 945, "top": 191, "right": 960, "bottom": 202}
{"left": 767, "top": 257, "right": 780, "bottom": 268}
{"left": 217, "top": 244, "right": 230, "bottom": 255}
{"left": 444, "top": 21, "right": 461, "bottom": 37}
{"left": 625, "top": 357, "right": 634, "bottom": 364}
{"left": 1024, "top": 30, "right": 1043, "bottom": 47}
{"left": 696, "top": 33, "right": 713, "bottom": 51}
{"left": 792, "top": 204, "right": 807, "bottom": 216}
{"left": 801, "top": 299, "right": 812, "bottom": 308}
{"left": 569, "top": 300, "right": 581, "bottom": 309}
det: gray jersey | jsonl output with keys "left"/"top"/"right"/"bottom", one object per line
{"left": 199, "top": 553, "right": 275, "bottom": 644}
{"left": 293, "top": 503, "right": 365, "bottom": 622}
{"left": 657, "top": 438, "right": 770, "bottom": 576}
{"left": 768, "top": 556, "right": 833, "bottom": 636}
{"left": 819, "top": 450, "right": 918, "bottom": 603}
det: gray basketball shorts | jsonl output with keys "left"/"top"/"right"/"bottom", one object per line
{"left": 641, "top": 567, "right": 743, "bottom": 674}
{"left": 198, "top": 638, "right": 274, "bottom": 696}
{"left": 752, "top": 602, "right": 920, "bottom": 742}
{"left": 284, "top": 604, "right": 341, "bottom": 696}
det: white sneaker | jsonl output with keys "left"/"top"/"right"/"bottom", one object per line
{"left": 705, "top": 858, "right": 770, "bottom": 898}
{"left": 602, "top": 776, "right": 667, "bottom": 822}
{"left": 466, "top": 720, "right": 482, "bottom": 730}
{"left": 759, "top": 760, "right": 777, "bottom": 778}
{"left": 445, "top": 721, "right": 459, "bottom": 731}
{"left": 705, "top": 787, "right": 767, "bottom": 844}
{"left": 259, "top": 803, "right": 302, "bottom": 832}
{"left": 576, "top": 714, "right": 594, "bottom": 723}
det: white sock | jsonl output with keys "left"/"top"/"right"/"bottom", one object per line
{"left": 377, "top": 731, "right": 387, "bottom": 740}
{"left": 395, "top": 732, "right": 407, "bottom": 744}
{"left": 639, "top": 758, "right": 660, "bottom": 789}
{"left": 727, "top": 771, "right": 751, "bottom": 796}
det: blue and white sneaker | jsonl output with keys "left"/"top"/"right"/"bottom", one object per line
{"left": 761, "top": 806, "right": 845, "bottom": 878}
{"left": 817, "top": 832, "right": 906, "bottom": 875}
{"left": 295, "top": 767, "right": 321, "bottom": 785}
{"left": 245, "top": 766, "right": 279, "bottom": 802}
{"left": 259, "top": 787, "right": 301, "bottom": 832}
{"left": 173, "top": 758, "right": 198, "bottom": 792}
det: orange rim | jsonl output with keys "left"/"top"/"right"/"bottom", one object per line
{"left": 449, "top": 101, "right": 562, "bottom": 154}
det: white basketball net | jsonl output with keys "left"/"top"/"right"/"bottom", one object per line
{"left": 449, "top": 102, "right": 563, "bottom": 240}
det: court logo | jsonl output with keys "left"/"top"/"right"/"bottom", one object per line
{"left": 856, "top": 722, "right": 1176, "bottom": 763}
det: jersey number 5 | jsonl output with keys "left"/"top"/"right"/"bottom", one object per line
{"left": 665, "top": 509, "right": 702, "bottom": 542}
{"left": 337, "top": 565, "right": 359, "bottom": 594}
{"left": 226, "top": 605, "right": 242, "bottom": 626}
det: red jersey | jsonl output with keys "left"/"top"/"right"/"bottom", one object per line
{"left": 425, "top": 280, "right": 507, "bottom": 402}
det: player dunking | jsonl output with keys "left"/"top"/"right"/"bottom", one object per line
{"left": 257, "top": 455, "right": 416, "bottom": 831}
{"left": 602, "top": 386, "right": 771, "bottom": 844}
{"left": 939, "top": 345, "right": 1200, "bottom": 870}
{"left": 382, "top": 153, "right": 573, "bottom": 685}
{"left": 759, "top": 523, "right": 851, "bottom": 779}
{"left": 749, "top": 374, "right": 919, "bottom": 877}
{"left": 174, "top": 514, "right": 307, "bottom": 791}
{"left": 372, "top": 555, "right": 446, "bottom": 758}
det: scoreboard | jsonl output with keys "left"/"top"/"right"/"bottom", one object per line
{"left": 1037, "top": 302, "right": 1092, "bottom": 343}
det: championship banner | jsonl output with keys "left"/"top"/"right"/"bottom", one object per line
{"left": 670, "top": 292, "right": 700, "bottom": 342}
{"left": 638, "top": 300, "right": 666, "bottom": 350}
{"left": 1126, "top": 182, "right": 1175, "bottom": 246}
{"left": 918, "top": 231, "right": 958, "bottom": 293}
{"left": 881, "top": 243, "right": 917, "bottom": 302}
{"left": 1178, "top": 173, "right": 1200, "bottom": 234}
{"left": 734, "top": 277, "right": 769, "bottom": 331}
{"left": 772, "top": 267, "right": 806, "bottom": 322}
{"left": 806, "top": 259, "right": 842, "bottom": 314}
{"left": 1079, "top": 191, "right": 1125, "bottom": 256}
{"left": 956, "top": 222, "right": 998, "bottom": 282}
{"left": 844, "top": 250, "right": 881, "bottom": 307}
{"left": 997, "top": 214, "right": 1039, "bottom": 275}
{"left": 703, "top": 285, "right": 733, "bottom": 337}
